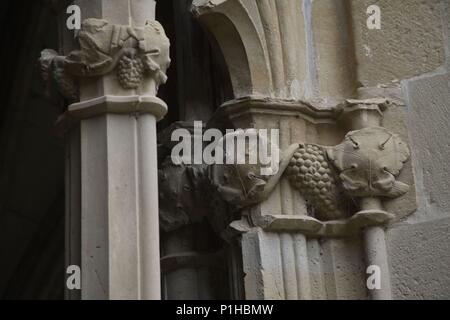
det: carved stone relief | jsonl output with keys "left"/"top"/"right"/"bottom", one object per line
{"left": 327, "top": 127, "right": 410, "bottom": 199}
{"left": 39, "top": 18, "right": 171, "bottom": 101}
{"left": 158, "top": 111, "right": 411, "bottom": 237}
{"left": 285, "top": 144, "right": 346, "bottom": 221}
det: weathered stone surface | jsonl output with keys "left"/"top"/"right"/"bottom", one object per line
{"left": 383, "top": 69, "right": 449, "bottom": 301}
{"left": 319, "top": 238, "right": 367, "bottom": 300}
{"left": 241, "top": 227, "right": 368, "bottom": 300}
{"left": 40, "top": 17, "right": 170, "bottom": 101}
{"left": 387, "top": 217, "right": 450, "bottom": 299}
{"left": 382, "top": 104, "right": 418, "bottom": 221}
{"left": 311, "top": 0, "right": 357, "bottom": 104}
{"left": 328, "top": 126, "right": 410, "bottom": 199}
{"left": 351, "top": 0, "right": 446, "bottom": 86}
{"left": 445, "top": 0, "right": 450, "bottom": 66}
{"left": 403, "top": 71, "right": 450, "bottom": 221}
{"left": 192, "top": 0, "right": 308, "bottom": 99}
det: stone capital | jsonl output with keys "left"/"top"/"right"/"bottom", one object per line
{"left": 39, "top": 16, "right": 170, "bottom": 121}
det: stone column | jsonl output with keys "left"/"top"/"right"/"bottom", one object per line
{"left": 192, "top": 0, "right": 355, "bottom": 300}
{"left": 41, "top": 0, "right": 170, "bottom": 299}
{"left": 191, "top": 0, "right": 413, "bottom": 300}
{"left": 338, "top": 103, "right": 397, "bottom": 300}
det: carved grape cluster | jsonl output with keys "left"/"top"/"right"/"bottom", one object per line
{"left": 117, "top": 55, "right": 144, "bottom": 89}
{"left": 286, "top": 144, "right": 343, "bottom": 220}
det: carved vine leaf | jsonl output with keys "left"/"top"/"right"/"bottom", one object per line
{"left": 327, "top": 127, "right": 410, "bottom": 199}
{"left": 39, "top": 18, "right": 171, "bottom": 100}
{"left": 277, "top": 127, "right": 410, "bottom": 221}
{"left": 158, "top": 126, "right": 411, "bottom": 229}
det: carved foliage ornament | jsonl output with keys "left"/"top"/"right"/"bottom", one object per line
{"left": 327, "top": 127, "right": 410, "bottom": 199}
{"left": 40, "top": 18, "right": 170, "bottom": 99}
{"left": 284, "top": 127, "right": 410, "bottom": 221}
{"left": 159, "top": 125, "right": 411, "bottom": 229}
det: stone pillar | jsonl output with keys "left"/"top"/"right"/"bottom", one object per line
{"left": 41, "top": 0, "right": 170, "bottom": 300}
{"left": 191, "top": 0, "right": 414, "bottom": 300}
{"left": 365, "top": 225, "right": 392, "bottom": 299}
{"left": 338, "top": 103, "right": 397, "bottom": 300}
{"left": 192, "top": 0, "right": 363, "bottom": 300}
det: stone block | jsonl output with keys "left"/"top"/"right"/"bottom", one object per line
{"left": 387, "top": 217, "right": 450, "bottom": 299}
{"left": 403, "top": 71, "right": 450, "bottom": 220}
{"left": 351, "top": 0, "right": 446, "bottom": 86}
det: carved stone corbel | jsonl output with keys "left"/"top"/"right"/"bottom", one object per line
{"left": 158, "top": 99, "right": 412, "bottom": 238}
{"left": 39, "top": 18, "right": 170, "bottom": 102}
{"left": 158, "top": 159, "right": 210, "bottom": 232}
{"left": 40, "top": 49, "right": 79, "bottom": 103}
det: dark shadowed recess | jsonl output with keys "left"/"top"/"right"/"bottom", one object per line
{"left": 0, "top": 0, "right": 64, "bottom": 299}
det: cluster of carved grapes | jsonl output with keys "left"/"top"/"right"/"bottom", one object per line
{"left": 117, "top": 52, "right": 145, "bottom": 89}
{"left": 285, "top": 144, "right": 343, "bottom": 220}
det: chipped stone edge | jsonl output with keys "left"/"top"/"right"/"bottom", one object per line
{"left": 230, "top": 210, "right": 394, "bottom": 238}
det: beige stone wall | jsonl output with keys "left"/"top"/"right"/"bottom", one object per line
{"left": 308, "top": 0, "right": 450, "bottom": 299}
{"left": 362, "top": 0, "right": 450, "bottom": 299}
{"left": 350, "top": 0, "right": 447, "bottom": 87}
{"left": 311, "top": 0, "right": 357, "bottom": 103}
{"left": 190, "top": 0, "right": 450, "bottom": 300}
